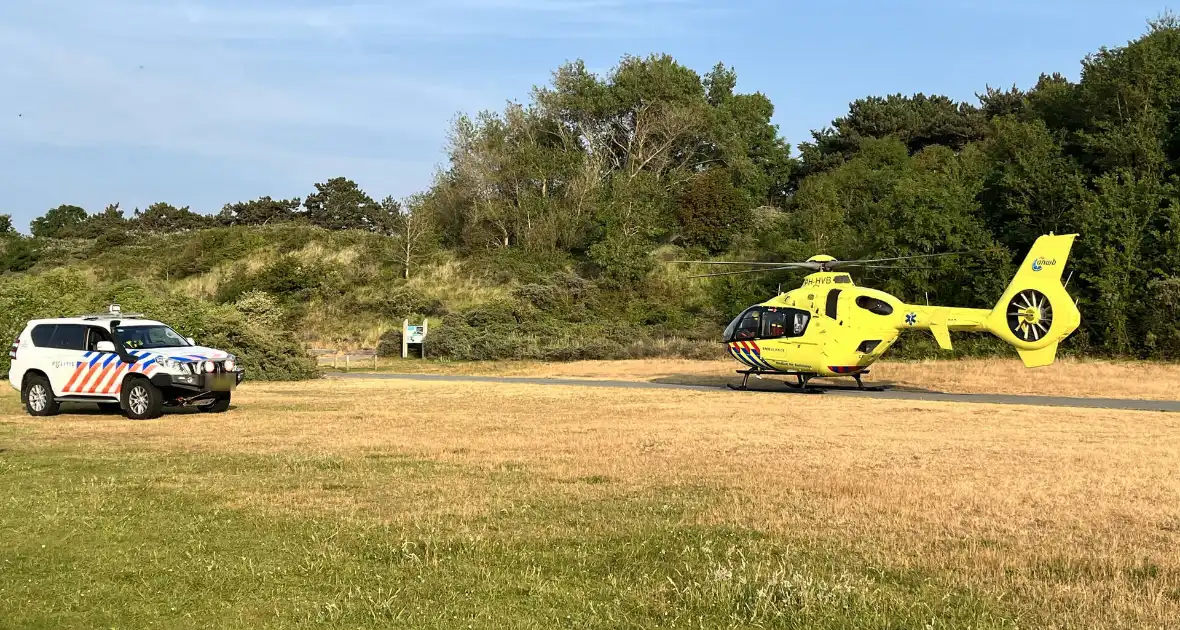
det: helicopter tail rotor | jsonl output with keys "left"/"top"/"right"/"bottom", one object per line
{"left": 984, "top": 233, "right": 1081, "bottom": 367}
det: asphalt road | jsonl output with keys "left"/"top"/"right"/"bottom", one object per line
{"left": 325, "top": 372, "right": 1180, "bottom": 413}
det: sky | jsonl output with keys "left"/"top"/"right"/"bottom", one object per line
{"left": 0, "top": 0, "right": 1170, "bottom": 232}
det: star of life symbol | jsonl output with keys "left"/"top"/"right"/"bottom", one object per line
{"left": 905, "top": 312, "right": 917, "bottom": 326}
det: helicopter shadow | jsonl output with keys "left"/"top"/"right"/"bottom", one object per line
{"left": 649, "top": 374, "right": 945, "bottom": 395}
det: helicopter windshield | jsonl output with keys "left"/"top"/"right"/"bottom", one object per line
{"left": 723, "top": 306, "right": 810, "bottom": 342}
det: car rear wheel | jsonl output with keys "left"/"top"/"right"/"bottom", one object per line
{"left": 22, "top": 374, "right": 60, "bottom": 417}
{"left": 121, "top": 377, "right": 163, "bottom": 420}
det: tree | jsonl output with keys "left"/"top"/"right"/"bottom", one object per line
{"left": 303, "top": 177, "right": 383, "bottom": 231}
{"left": 0, "top": 214, "right": 13, "bottom": 235}
{"left": 383, "top": 195, "right": 436, "bottom": 279}
{"left": 675, "top": 168, "right": 750, "bottom": 253}
{"left": 133, "top": 203, "right": 213, "bottom": 233}
{"left": 978, "top": 117, "right": 1086, "bottom": 253}
{"left": 794, "top": 93, "right": 988, "bottom": 183}
{"left": 74, "top": 203, "right": 127, "bottom": 238}
{"left": 219, "top": 197, "right": 301, "bottom": 226}
{"left": 1069, "top": 171, "right": 1175, "bottom": 354}
{"left": 30, "top": 205, "right": 87, "bottom": 238}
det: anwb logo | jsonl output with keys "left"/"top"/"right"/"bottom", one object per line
{"left": 1031, "top": 257, "right": 1057, "bottom": 272}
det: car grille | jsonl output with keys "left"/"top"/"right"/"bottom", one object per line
{"left": 181, "top": 360, "right": 230, "bottom": 375}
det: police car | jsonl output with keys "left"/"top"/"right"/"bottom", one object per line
{"left": 8, "top": 305, "right": 244, "bottom": 419}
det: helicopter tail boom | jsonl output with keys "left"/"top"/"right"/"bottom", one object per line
{"left": 895, "top": 233, "right": 1079, "bottom": 367}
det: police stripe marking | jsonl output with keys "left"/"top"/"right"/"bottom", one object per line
{"left": 83, "top": 354, "right": 120, "bottom": 394}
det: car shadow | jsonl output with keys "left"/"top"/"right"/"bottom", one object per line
{"left": 53, "top": 403, "right": 237, "bottom": 417}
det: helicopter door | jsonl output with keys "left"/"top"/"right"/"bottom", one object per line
{"left": 826, "top": 289, "right": 842, "bottom": 320}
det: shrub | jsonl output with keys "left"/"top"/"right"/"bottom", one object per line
{"left": 234, "top": 290, "right": 286, "bottom": 329}
{"left": 358, "top": 287, "right": 447, "bottom": 320}
{"left": 376, "top": 329, "right": 402, "bottom": 357}
{"left": 216, "top": 256, "right": 327, "bottom": 305}
{"left": 1143, "top": 277, "right": 1180, "bottom": 360}
{"left": 1, "top": 237, "right": 40, "bottom": 272}
{"left": 158, "top": 227, "right": 268, "bottom": 279}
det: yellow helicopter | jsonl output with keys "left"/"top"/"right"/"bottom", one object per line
{"left": 676, "top": 233, "right": 1081, "bottom": 391}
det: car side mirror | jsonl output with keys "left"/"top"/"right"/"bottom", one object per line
{"left": 95, "top": 341, "right": 116, "bottom": 353}
{"left": 186, "top": 337, "right": 195, "bottom": 345}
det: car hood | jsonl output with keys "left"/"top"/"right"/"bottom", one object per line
{"left": 132, "top": 346, "right": 232, "bottom": 362}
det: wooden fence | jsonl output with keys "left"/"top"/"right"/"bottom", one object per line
{"left": 311, "top": 348, "right": 379, "bottom": 371}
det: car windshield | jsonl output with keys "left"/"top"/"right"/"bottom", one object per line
{"left": 113, "top": 324, "right": 191, "bottom": 349}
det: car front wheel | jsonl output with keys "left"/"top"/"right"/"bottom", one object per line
{"left": 121, "top": 377, "right": 163, "bottom": 420}
{"left": 23, "top": 374, "right": 60, "bottom": 417}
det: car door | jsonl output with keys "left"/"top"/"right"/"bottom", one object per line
{"left": 82, "top": 326, "right": 125, "bottom": 395}
{"left": 45, "top": 324, "right": 91, "bottom": 395}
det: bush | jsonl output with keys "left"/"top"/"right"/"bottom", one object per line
{"left": 234, "top": 290, "right": 286, "bottom": 329}
{"left": 158, "top": 227, "right": 268, "bottom": 279}
{"left": 1143, "top": 277, "right": 1180, "bottom": 360}
{"left": 376, "top": 329, "right": 402, "bottom": 357}
{"left": 215, "top": 256, "right": 328, "bottom": 305}
{"left": 356, "top": 287, "right": 447, "bottom": 320}
{"left": 1, "top": 237, "right": 40, "bottom": 272}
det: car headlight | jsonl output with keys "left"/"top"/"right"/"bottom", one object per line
{"left": 157, "top": 357, "right": 183, "bottom": 371}
{"left": 224, "top": 358, "right": 236, "bottom": 371}
{"left": 203, "top": 360, "right": 215, "bottom": 373}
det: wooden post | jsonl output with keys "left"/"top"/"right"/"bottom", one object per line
{"left": 334, "top": 353, "right": 339, "bottom": 369}
{"left": 373, "top": 354, "right": 377, "bottom": 370}
{"left": 402, "top": 318, "right": 409, "bottom": 359}
{"left": 345, "top": 355, "right": 350, "bottom": 372}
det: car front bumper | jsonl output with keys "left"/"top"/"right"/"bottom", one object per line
{"left": 151, "top": 369, "right": 245, "bottom": 392}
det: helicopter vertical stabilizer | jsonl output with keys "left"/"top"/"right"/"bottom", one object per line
{"left": 984, "top": 233, "right": 1081, "bottom": 367}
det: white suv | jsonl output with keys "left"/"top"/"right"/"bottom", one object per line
{"left": 8, "top": 304, "right": 244, "bottom": 419}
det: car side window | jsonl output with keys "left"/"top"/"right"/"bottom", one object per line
{"left": 86, "top": 326, "right": 115, "bottom": 351}
{"left": 48, "top": 324, "right": 87, "bottom": 351}
{"left": 30, "top": 324, "right": 56, "bottom": 347}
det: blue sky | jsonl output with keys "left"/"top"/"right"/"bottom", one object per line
{"left": 0, "top": 0, "right": 1169, "bottom": 231}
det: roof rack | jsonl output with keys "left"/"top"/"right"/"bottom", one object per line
{"left": 78, "top": 304, "right": 146, "bottom": 320}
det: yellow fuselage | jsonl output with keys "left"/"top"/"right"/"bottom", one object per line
{"left": 724, "top": 272, "right": 990, "bottom": 378}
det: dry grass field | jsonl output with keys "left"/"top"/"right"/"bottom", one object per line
{"left": 2, "top": 369, "right": 1178, "bottom": 628}
{"left": 349, "top": 356, "right": 1180, "bottom": 401}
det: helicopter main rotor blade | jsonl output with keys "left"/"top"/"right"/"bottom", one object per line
{"left": 670, "top": 260, "right": 820, "bottom": 268}
{"left": 852, "top": 264, "right": 936, "bottom": 270}
{"left": 687, "top": 265, "right": 811, "bottom": 279}
{"left": 827, "top": 250, "right": 975, "bottom": 267}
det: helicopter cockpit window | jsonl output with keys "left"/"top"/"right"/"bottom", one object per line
{"left": 732, "top": 309, "right": 762, "bottom": 340}
{"left": 724, "top": 307, "right": 809, "bottom": 342}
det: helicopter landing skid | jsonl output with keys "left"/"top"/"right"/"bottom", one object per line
{"left": 729, "top": 369, "right": 886, "bottom": 393}
{"left": 729, "top": 369, "right": 824, "bottom": 394}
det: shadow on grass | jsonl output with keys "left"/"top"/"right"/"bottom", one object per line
{"left": 648, "top": 373, "right": 945, "bottom": 394}
{"left": 51, "top": 403, "right": 233, "bottom": 418}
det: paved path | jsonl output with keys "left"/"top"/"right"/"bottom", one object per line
{"left": 326, "top": 372, "right": 1180, "bottom": 413}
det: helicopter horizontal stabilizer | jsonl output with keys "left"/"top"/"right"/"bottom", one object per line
{"left": 929, "top": 321, "right": 953, "bottom": 350}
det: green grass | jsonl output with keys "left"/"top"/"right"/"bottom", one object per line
{"left": 0, "top": 441, "right": 1021, "bottom": 629}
